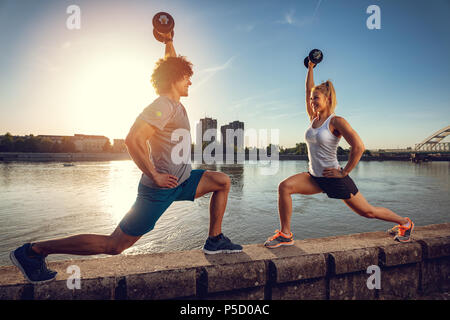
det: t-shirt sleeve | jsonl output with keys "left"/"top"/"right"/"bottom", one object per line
{"left": 138, "top": 98, "right": 174, "bottom": 131}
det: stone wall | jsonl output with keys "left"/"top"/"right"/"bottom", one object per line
{"left": 0, "top": 223, "right": 449, "bottom": 300}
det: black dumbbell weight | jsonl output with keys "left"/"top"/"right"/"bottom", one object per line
{"left": 152, "top": 12, "right": 175, "bottom": 43}
{"left": 304, "top": 49, "right": 323, "bottom": 68}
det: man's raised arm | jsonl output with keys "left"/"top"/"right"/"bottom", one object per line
{"left": 164, "top": 34, "right": 176, "bottom": 58}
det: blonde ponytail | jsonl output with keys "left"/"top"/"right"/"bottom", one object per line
{"left": 312, "top": 80, "right": 337, "bottom": 113}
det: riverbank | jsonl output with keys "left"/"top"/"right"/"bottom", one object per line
{"left": 1, "top": 152, "right": 449, "bottom": 162}
{"left": 1, "top": 223, "right": 449, "bottom": 300}
{"left": 0, "top": 152, "right": 131, "bottom": 162}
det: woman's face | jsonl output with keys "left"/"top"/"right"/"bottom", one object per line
{"left": 310, "top": 90, "right": 329, "bottom": 114}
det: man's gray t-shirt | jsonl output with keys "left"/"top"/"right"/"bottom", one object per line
{"left": 138, "top": 96, "right": 192, "bottom": 188}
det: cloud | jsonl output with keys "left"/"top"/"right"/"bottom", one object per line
{"left": 191, "top": 56, "right": 236, "bottom": 91}
{"left": 202, "top": 56, "right": 235, "bottom": 73}
{"left": 284, "top": 9, "right": 295, "bottom": 25}
{"left": 231, "top": 91, "right": 306, "bottom": 121}
{"left": 276, "top": 9, "right": 296, "bottom": 25}
{"left": 313, "top": 0, "right": 323, "bottom": 19}
{"left": 230, "top": 89, "right": 281, "bottom": 110}
{"left": 269, "top": 110, "right": 305, "bottom": 119}
{"left": 276, "top": 0, "right": 322, "bottom": 27}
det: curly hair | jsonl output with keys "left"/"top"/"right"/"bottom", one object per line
{"left": 151, "top": 56, "right": 193, "bottom": 95}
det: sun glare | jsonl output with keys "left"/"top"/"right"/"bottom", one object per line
{"left": 68, "top": 50, "right": 158, "bottom": 140}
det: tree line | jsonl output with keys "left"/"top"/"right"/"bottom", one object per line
{"left": 0, "top": 133, "right": 113, "bottom": 153}
{"left": 278, "top": 143, "right": 351, "bottom": 155}
{"left": 2, "top": 133, "right": 370, "bottom": 156}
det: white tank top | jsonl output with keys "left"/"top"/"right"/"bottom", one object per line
{"left": 304, "top": 113, "right": 341, "bottom": 177}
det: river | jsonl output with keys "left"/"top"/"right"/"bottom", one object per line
{"left": 0, "top": 160, "right": 449, "bottom": 266}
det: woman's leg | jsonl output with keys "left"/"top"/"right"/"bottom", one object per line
{"left": 278, "top": 172, "right": 323, "bottom": 234}
{"left": 342, "top": 192, "right": 408, "bottom": 225}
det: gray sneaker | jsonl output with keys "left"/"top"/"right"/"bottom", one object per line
{"left": 202, "top": 234, "right": 243, "bottom": 254}
{"left": 10, "top": 243, "right": 57, "bottom": 284}
{"left": 264, "top": 230, "right": 294, "bottom": 248}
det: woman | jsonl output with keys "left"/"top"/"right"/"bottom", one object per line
{"left": 264, "top": 60, "right": 414, "bottom": 248}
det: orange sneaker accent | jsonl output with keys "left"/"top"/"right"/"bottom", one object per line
{"left": 264, "top": 230, "right": 294, "bottom": 248}
{"left": 387, "top": 225, "right": 400, "bottom": 235}
{"left": 267, "top": 230, "right": 292, "bottom": 240}
{"left": 395, "top": 218, "right": 414, "bottom": 242}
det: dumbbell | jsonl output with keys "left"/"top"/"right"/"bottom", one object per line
{"left": 152, "top": 12, "right": 175, "bottom": 43}
{"left": 303, "top": 49, "right": 323, "bottom": 68}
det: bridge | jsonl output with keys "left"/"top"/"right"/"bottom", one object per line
{"left": 372, "top": 125, "right": 450, "bottom": 162}
{"left": 415, "top": 125, "right": 450, "bottom": 152}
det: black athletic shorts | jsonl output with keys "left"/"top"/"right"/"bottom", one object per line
{"left": 308, "top": 172, "right": 359, "bottom": 200}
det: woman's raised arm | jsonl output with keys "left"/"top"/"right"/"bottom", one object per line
{"left": 305, "top": 61, "right": 315, "bottom": 120}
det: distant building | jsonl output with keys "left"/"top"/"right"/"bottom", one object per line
{"left": 37, "top": 135, "right": 68, "bottom": 144}
{"left": 72, "top": 134, "right": 110, "bottom": 152}
{"left": 221, "top": 121, "right": 244, "bottom": 155}
{"left": 113, "top": 139, "right": 127, "bottom": 153}
{"left": 196, "top": 117, "right": 217, "bottom": 148}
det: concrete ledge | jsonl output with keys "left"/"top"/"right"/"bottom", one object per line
{"left": 379, "top": 264, "right": 420, "bottom": 300}
{"left": 204, "top": 261, "right": 266, "bottom": 294}
{"left": 126, "top": 268, "right": 197, "bottom": 300}
{"left": 1, "top": 223, "right": 449, "bottom": 300}
{"left": 418, "top": 236, "right": 450, "bottom": 259}
{"left": 330, "top": 248, "right": 379, "bottom": 274}
{"left": 271, "top": 254, "right": 326, "bottom": 282}
{"left": 329, "top": 272, "right": 375, "bottom": 300}
{"left": 380, "top": 242, "right": 422, "bottom": 267}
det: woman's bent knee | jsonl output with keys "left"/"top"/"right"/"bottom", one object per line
{"left": 278, "top": 180, "right": 292, "bottom": 194}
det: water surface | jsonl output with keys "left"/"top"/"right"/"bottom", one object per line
{"left": 0, "top": 160, "right": 449, "bottom": 266}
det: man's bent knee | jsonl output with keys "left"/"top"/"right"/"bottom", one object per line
{"left": 216, "top": 172, "right": 231, "bottom": 191}
{"left": 106, "top": 241, "right": 130, "bottom": 255}
{"left": 106, "top": 227, "right": 140, "bottom": 255}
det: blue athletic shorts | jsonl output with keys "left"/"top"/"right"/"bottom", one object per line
{"left": 119, "top": 169, "right": 206, "bottom": 237}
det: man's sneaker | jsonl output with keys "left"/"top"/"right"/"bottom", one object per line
{"left": 394, "top": 218, "right": 415, "bottom": 243}
{"left": 202, "top": 234, "right": 243, "bottom": 254}
{"left": 264, "top": 230, "right": 294, "bottom": 248}
{"left": 10, "top": 243, "right": 57, "bottom": 284}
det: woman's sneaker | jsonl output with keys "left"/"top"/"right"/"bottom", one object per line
{"left": 10, "top": 243, "right": 57, "bottom": 284}
{"left": 386, "top": 225, "right": 399, "bottom": 236}
{"left": 264, "top": 230, "right": 294, "bottom": 248}
{"left": 202, "top": 234, "right": 243, "bottom": 254}
{"left": 393, "top": 218, "right": 415, "bottom": 243}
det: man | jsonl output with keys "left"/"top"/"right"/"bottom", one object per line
{"left": 10, "top": 32, "right": 242, "bottom": 284}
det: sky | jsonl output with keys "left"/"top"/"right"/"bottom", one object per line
{"left": 0, "top": 0, "right": 449, "bottom": 150}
